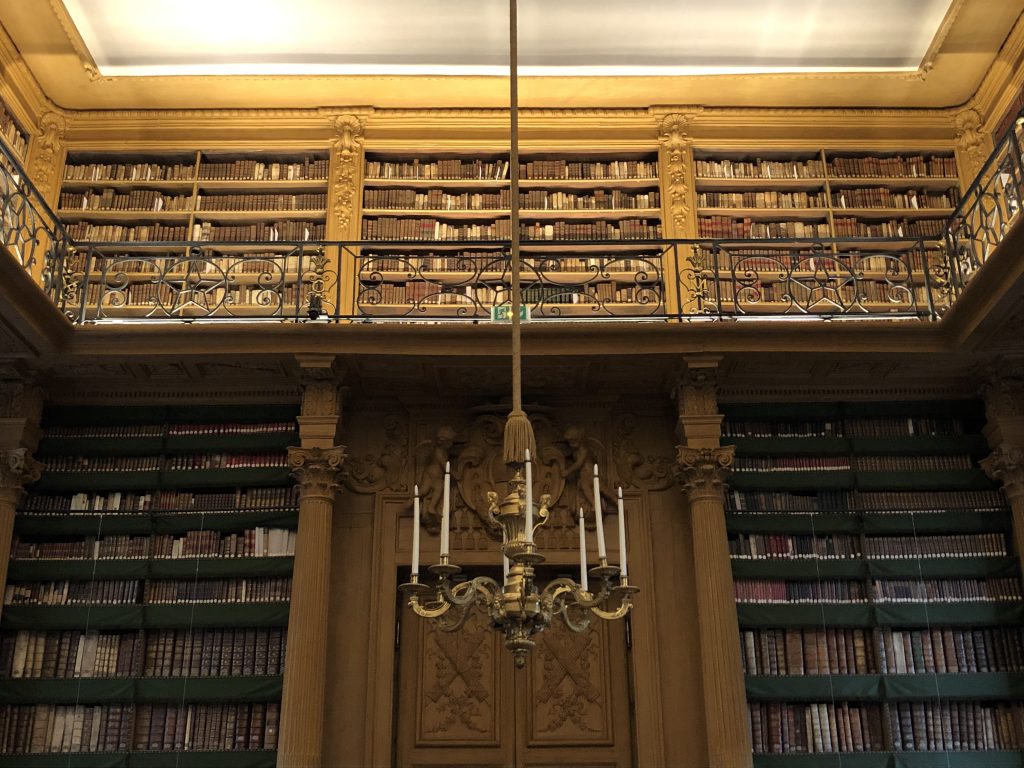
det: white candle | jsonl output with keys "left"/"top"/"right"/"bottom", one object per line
{"left": 412, "top": 485, "right": 421, "bottom": 579}
{"left": 503, "top": 555, "right": 510, "bottom": 582}
{"left": 579, "top": 508, "right": 589, "bottom": 592}
{"left": 593, "top": 464, "right": 607, "bottom": 561}
{"left": 524, "top": 448, "right": 534, "bottom": 544}
{"left": 440, "top": 461, "right": 451, "bottom": 559}
{"left": 617, "top": 486, "right": 628, "bottom": 580}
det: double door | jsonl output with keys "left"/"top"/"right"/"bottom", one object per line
{"left": 395, "top": 594, "right": 633, "bottom": 767}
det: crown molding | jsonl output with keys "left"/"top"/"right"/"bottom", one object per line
{"left": 967, "top": 6, "right": 1024, "bottom": 132}
{"left": 0, "top": 22, "right": 55, "bottom": 138}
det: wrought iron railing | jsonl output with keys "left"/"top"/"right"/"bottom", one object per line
{"left": 4, "top": 107, "right": 1024, "bottom": 325}
{"left": 946, "top": 109, "right": 1024, "bottom": 293}
{"left": 0, "top": 137, "right": 73, "bottom": 307}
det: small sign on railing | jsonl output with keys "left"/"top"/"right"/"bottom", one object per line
{"left": 490, "top": 305, "right": 531, "bottom": 322}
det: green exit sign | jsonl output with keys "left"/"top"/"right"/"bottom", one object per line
{"left": 490, "top": 305, "right": 531, "bottom": 322}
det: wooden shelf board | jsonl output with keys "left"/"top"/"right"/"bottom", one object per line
{"left": 695, "top": 177, "right": 828, "bottom": 189}
{"left": 58, "top": 211, "right": 193, "bottom": 221}
{"left": 363, "top": 177, "right": 509, "bottom": 188}
{"left": 194, "top": 210, "right": 327, "bottom": 221}
{"left": 698, "top": 207, "right": 831, "bottom": 220}
{"left": 60, "top": 179, "right": 196, "bottom": 191}
{"left": 194, "top": 178, "right": 327, "bottom": 190}
{"left": 831, "top": 207, "right": 954, "bottom": 218}
{"left": 826, "top": 175, "right": 961, "bottom": 188}
{"left": 362, "top": 208, "right": 662, "bottom": 220}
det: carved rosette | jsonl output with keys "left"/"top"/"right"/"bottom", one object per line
{"left": 953, "top": 108, "right": 988, "bottom": 185}
{"left": 658, "top": 112, "right": 700, "bottom": 237}
{"left": 331, "top": 115, "right": 365, "bottom": 238}
{"left": 288, "top": 446, "right": 347, "bottom": 503}
{"left": 675, "top": 446, "right": 735, "bottom": 502}
{"left": 30, "top": 112, "right": 66, "bottom": 203}
{"left": 981, "top": 444, "right": 1024, "bottom": 504}
{"left": 0, "top": 448, "right": 43, "bottom": 505}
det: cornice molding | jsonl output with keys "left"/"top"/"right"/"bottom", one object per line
{"left": 969, "top": 7, "right": 1024, "bottom": 130}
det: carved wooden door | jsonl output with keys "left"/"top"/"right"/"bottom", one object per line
{"left": 395, "top": 598, "right": 633, "bottom": 767}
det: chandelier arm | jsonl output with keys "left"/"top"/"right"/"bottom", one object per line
{"left": 408, "top": 594, "right": 456, "bottom": 621}
{"left": 439, "top": 575, "right": 502, "bottom": 608}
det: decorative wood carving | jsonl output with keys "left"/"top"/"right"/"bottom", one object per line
{"left": 981, "top": 443, "right": 1024, "bottom": 503}
{"left": 342, "top": 412, "right": 409, "bottom": 494}
{"left": 0, "top": 448, "right": 42, "bottom": 490}
{"left": 331, "top": 114, "right": 365, "bottom": 238}
{"left": 0, "top": 382, "right": 43, "bottom": 423}
{"left": 288, "top": 446, "right": 346, "bottom": 502}
{"left": 953, "top": 107, "right": 989, "bottom": 183}
{"left": 677, "top": 365, "right": 719, "bottom": 418}
{"left": 30, "top": 111, "right": 66, "bottom": 202}
{"left": 419, "top": 608, "right": 500, "bottom": 743}
{"left": 611, "top": 413, "right": 674, "bottom": 491}
{"left": 561, "top": 424, "right": 616, "bottom": 527}
{"left": 658, "top": 111, "right": 701, "bottom": 237}
{"left": 675, "top": 446, "right": 735, "bottom": 501}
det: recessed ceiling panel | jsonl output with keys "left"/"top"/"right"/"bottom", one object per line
{"left": 62, "top": 0, "right": 954, "bottom": 76}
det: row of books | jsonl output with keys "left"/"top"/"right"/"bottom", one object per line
{"left": 363, "top": 281, "right": 650, "bottom": 307}
{"left": 741, "top": 627, "right": 1024, "bottom": 675}
{"left": 864, "top": 534, "right": 1007, "bottom": 559}
{"left": 828, "top": 155, "right": 958, "bottom": 179}
{"left": 63, "top": 162, "right": 195, "bottom": 182}
{"left": 364, "top": 188, "right": 509, "bottom": 211}
{"left": 193, "top": 221, "right": 326, "bottom": 243}
{"left": 165, "top": 452, "right": 288, "bottom": 470}
{"left": 5, "top": 577, "right": 292, "bottom": 606}
{"left": 879, "top": 627, "right": 1024, "bottom": 674}
{"left": 146, "top": 577, "right": 292, "bottom": 604}
{"left": 516, "top": 159, "right": 658, "bottom": 180}
{"left": 83, "top": 283, "right": 299, "bottom": 311}
{"left": 726, "top": 489, "right": 1004, "bottom": 512}
{"left": 0, "top": 628, "right": 288, "bottom": 679}
{"left": 890, "top": 701, "right": 1024, "bottom": 751}
{"left": 715, "top": 275, "right": 924, "bottom": 306}
{"left": 134, "top": 702, "right": 280, "bottom": 751}
{"left": 43, "top": 456, "right": 161, "bottom": 473}
{"left": 734, "top": 455, "right": 975, "bottom": 472}
{"left": 521, "top": 220, "right": 663, "bottom": 240}
{"left": 59, "top": 190, "right": 193, "bottom": 213}
{"left": 2, "top": 630, "right": 137, "bottom": 679}
{"left": 736, "top": 578, "right": 1024, "bottom": 604}
{"left": 21, "top": 486, "right": 298, "bottom": 512}
{"left": 0, "top": 106, "right": 27, "bottom": 157}
{"left": 831, "top": 188, "right": 959, "bottom": 210}
{"left": 0, "top": 704, "right": 133, "bottom": 754}
{"left": 152, "top": 528, "right": 296, "bottom": 559}
{"left": 707, "top": 253, "right": 922, "bottom": 276}
{"left": 365, "top": 158, "right": 510, "bottom": 180}
{"left": 695, "top": 158, "right": 826, "bottom": 180}
{"left": 360, "top": 253, "right": 656, "bottom": 273}
{"left": 698, "top": 190, "right": 827, "bottom": 209}
{"left": 197, "top": 158, "right": 328, "bottom": 181}
{"left": 144, "top": 628, "right": 286, "bottom": 677}
{"left": 697, "top": 218, "right": 832, "bottom": 239}
{"left": 362, "top": 217, "right": 665, "bottom": 241}
{"left": 11, "top": 529, "right": 297, "bottom": 561}
{"left": 833, "top": 217, "right": 946, "bottom": 239}
{"left": 518, "top": 189, "right": 660, "bottom": 210}
{"left": 77, "top": 254, "right": 309, "bottom": 275}
{"left": 197, "top": 192, "right": 327, "bottom": 211}
{"left": 65, "top": 222, "right": 189, "bottom": 242}
{"left": 742, "top": 628, "right": 874, "bottom": 676}
{"left": 749, "top": 701, "right": 884, "bottom": 754}
{"left": 730, "top": 533, "right": 861, "bottom": 560}
{"left": 722, "top": 416, "right": 967, "bottom": 438}
{"left": 45, "top": 421, "right": 295, "bottom": 439}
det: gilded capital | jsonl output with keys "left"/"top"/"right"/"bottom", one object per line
{"left": 676, "top": 445, "right": 735, "bottom": 500}
{"left": 288, "top": 446, "right": 347, "bottom": 501}
{"left": 981, "top": 443, "right": 1024, "bottom": 503}
{"left": 0, "top": 448, "right": 43, "bottom": 497}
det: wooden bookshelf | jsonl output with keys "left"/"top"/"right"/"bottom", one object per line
{"left": 57, "top": 151, "right": 329, "bottom": 319}
{"left": 722, "top": 400, "right": 1024, "bottom": 763}
{"left": 0, "top": 97, "right": 28, "bottom": 162}
{"left": 358, "top": 151, "right": 665, "bottom": 319}
{"left": 0, "top": 405, "right": 298, "bottom": 762}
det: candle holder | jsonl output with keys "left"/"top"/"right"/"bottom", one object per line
{"left": 400, "top": 461, "right": 637, "bottom": 668}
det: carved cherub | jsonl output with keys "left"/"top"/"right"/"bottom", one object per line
{"left": 415, "top": 426, "right": 458, "bottom": 532}
{"left": 561, "top": 425, "right": 617, "bottom": 528}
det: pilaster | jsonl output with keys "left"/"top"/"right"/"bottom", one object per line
{"left": 981, "top": 368, "right": 1024, "bottom": 566}
{"left": 0, "top": 448, "right": 42, "bottom": 618}
{"left": 277, "top": 356, "right": 346, "bottom": 768}
{"left": 659, "top": 112, "right": 700, "bottom": 317}
{"left": 328, "top": 114, "right": 365, "bottom": 318}
{"left": 952, "top": 107, "right": 993, "bottom": 189}
{"left": 674, "top": 358, "right": 752, "bottom": 768}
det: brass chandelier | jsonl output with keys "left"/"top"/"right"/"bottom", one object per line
{"left": 398, "top": 0, "right": 638, "bottom": 667}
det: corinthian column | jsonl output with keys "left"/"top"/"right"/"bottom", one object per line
{"left": 674, "top": 357, "right": 752, "bottom": 768}
{"left": 0, "top": 448, "right": 42, "bottom": 617}
{"left": 278, "top": 355, "right": 346, "bottom": 768}
{"left": 981, "top": 444, "right": 1024, "bottom": 564}
{"left": 278, "top": 445, "right": 346, "bottom": 768}
{"left": 677, "top": 445, "right": 751, "bottom": 768}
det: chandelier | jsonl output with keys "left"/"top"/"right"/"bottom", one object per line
{"left": 397, "top": 0, "right": 638, "bottom": 667}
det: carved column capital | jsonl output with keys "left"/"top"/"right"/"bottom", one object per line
{"left": 676, "top": 445, "right": 735, "bottom": 501}
{"left": 0, "top": 448, "right": 42, "bottom": 504}
{"left": 981, "top": 443, "right": 1024, "bottom": 503}
{"left": 289, "top": 446, "right": 347, "bottom": 502}
{"left": 676, "top": 364, "right": 720, "bottom": 418}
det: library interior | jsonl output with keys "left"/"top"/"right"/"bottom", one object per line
{"left": 3, "top": 0, "right": 1024, "bottom": 766}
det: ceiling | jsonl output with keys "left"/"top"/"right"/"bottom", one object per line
{"left": 0, "top": 0, "right": 1021, "bottom": 110}
{"left": 63, "top": 0, "right": 951, "bottom": 77}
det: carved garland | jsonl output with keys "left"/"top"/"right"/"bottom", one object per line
{"left": 658, "top": 111, "right": 701, "bottom": 237}
{"left": 980, "top": 444, "right": 1024, "bottom": 503}
{"left": 30, "top": 111, "right": 66, "bottom": 202}
{"left": 952, "top": 108, "right": 989, "bottom": 184}
{"left": 331, "top": 115, "right": 365, "bottom": 238}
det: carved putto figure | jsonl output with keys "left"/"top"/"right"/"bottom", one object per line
{"left": 415, "top": 426, "right": 458, "bottom": 531}
{"left": 561, "top": 425, "right": 616, "bottom": 527}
